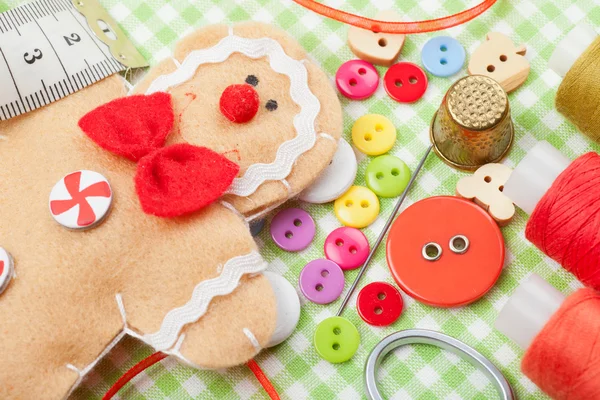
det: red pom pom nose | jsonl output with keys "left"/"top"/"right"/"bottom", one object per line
{"left": 219, "top": 84, "right": 260, "bottom": 123}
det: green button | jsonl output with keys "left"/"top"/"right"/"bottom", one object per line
{"left": 365, "top": 155, "right": 411, "bottom": 198}
{"left": 314, "top": 316, "right": 360, "bottom": 363}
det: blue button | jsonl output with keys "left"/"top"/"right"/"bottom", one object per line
{"left": 421, "top": 36, "right": 465, "bottom": 77}
{"left": 250, "top": 218, "right": 265, "bottom": 237}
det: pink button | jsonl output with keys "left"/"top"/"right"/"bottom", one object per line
{"left": 270, "top": 208, "right": 316, "bottom": 252}
{"left": 299, "top": 259, "right": 345, "bottom": 304}
{"left": 324, "top": 227, "right": 370, "bottom": 270}
{"left": 336, "top": 60, "right": 379, "bottom": 100}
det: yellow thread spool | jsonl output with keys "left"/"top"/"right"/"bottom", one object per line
{"left": 553, "top": 26, "right": 600, "bottom": 143}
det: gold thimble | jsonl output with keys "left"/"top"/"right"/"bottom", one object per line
{"left": 430, "top": 75, "right": 514, "bottom": 171}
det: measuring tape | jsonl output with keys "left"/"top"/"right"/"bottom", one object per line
{"left": 0, "top": 0, "right": 147, "bottom": 121}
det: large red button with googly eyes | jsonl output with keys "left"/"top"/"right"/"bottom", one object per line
{"left": 384, "top": 62, "right": 428, "bottom": 103}
{"left": 386, "top": 196, "right": 504, "bottom": 308}
{"left": 357, "top": 282, "right": 403, "bottom": 326}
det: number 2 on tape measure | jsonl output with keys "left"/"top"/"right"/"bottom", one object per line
{"left": 64, "top": 33, "right": 81, "bottom": 46}
{"left": 0, "top": 0, "right": 146, "bottom": 121}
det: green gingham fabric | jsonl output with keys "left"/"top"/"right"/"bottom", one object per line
{"left": 2, "top": 0, "right": 598, "bottom": 398}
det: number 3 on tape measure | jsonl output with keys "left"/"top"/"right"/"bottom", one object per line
{"left": 23, "top": 49, "right": 43, "bottom": 64}
{"left": 0, "top": 0, "right": 146, "bottom": 121}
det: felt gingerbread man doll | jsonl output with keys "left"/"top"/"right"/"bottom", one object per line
{"left": 0, "top": 22, "right": 342, "bottom": 399}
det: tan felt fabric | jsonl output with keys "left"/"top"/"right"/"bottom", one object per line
{"left": 0, "top": 73, "right": 276, "bottom": 398}
{"left": 134, "top": 22, "right": 343, "bottom": 216}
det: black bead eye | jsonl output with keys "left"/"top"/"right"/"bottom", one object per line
{"left": 245, "top": 75, "right": 259, "bottom": 87}
{"left": 266, "top": 99, "right": 278, "bottom": 111}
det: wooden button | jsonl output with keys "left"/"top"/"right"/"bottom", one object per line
{"left": 456, "top": 163, "right": 515, "bottom": 226}
{"left": 357, "top": 282, "right": 403, "bottom": 326}
{"left": 468, "top": 32, "right": 529, "bottom": 93}
{"left": 386, "top": 196, "right": 504, "bottom": 308}
{"left": 347, "top": 10, "right": 405, "bottom": 67}
{"left": 49, "top": 170, "right": 113, "bottom": 230}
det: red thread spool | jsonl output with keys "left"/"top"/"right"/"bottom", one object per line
{"left": 503, "top": 142, "right": 600, "bottom": 291}
{"left": 522, "top": 288, "right": 600, "bottom": 399}
{"left": 496, "top": 274, "right": 600, "bottom": 399}
{"left": 525, "top": 152, "right": 600, "bottom": 291}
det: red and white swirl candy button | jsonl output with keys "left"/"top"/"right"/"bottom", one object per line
{"left": 49, "top": 170, "right": 113, "bottom": 230}
{"left": 0, "top": 247, "right": 14, "bottom": 295}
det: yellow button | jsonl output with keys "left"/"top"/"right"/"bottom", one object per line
{"left": 334, "top": 186, "right": 380, "bottom": 228}
{"left": 352, "top": 114, "right": 397, "bottom": 156}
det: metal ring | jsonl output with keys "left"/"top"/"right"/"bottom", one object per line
{"left": 449, "top": 234, "right": 469, "bottom": 254}
{"left": 422, "top": 242, "right": 442, "bottom": 261}
{"left": 364, "top": 329, "right": 514, "bottom": 400}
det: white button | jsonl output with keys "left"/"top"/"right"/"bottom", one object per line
{"left": 0, "top": 247, "right": 14, "bottom": 295}
{"left": 263, "top": 271, "right": 301, "bottom": 348}
{"left": 49, "top": 170, "right": 113, "bottom": 230}
{"left": 300, "top": 138, "right": 357, "bottom": 204}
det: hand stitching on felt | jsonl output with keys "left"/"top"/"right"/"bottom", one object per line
{"left": 222, "top": 149, "right": 242, "bottom": 162}
{"left": 177, "top": 92, "right": 197, "bottom": 139}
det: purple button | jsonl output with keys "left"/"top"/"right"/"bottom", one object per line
{"left": 336, "top": 60, "right": 379, "bottom": 100}
{"left": 299, "top": 259, "right": 345, "bottom": 304}
{"left": 270, "top": 208, "right": 316, "bottom": 252}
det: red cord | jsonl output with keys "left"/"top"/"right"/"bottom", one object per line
{"left": 291, "top": 0, "right": 497, "bottom": 34}
{"left": 103, "top": 353, "right": 280, "bottom": 400}
{"left": 247, "top": 359, "right": 281, "bottom": 400}
{"left": 102, "top": 352, "right": 167, "bottom": 400}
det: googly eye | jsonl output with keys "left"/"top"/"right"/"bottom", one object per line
{"left": 266, "top": 99, "right": 278, "bottom": 111}
{"left": 449, "top": 235, "right": 469, "bottom": 254}
{"left": 422, "top": 242, "right": 442, "bottom": 261}
{"left": 245, "top": 75, "right": 259, "bottom": 87}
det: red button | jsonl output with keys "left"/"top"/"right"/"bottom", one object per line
{"left": 384, "top": 62, "right": 428, "bottom": 103}
{"left": 386, "top": 196, "right": 505, "bottom": 308}
{"left": 357, "top": 282, "right": 403, "bottom": 326}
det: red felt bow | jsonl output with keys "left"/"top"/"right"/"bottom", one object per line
{"left": 79, "top": 93, "right": 239, "bottom": 217}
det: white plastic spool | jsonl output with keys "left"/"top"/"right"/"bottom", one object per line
{"left": 502, "top": 141, "right": 570, "bottom": 215}
{"left": 496, "top": 23, "right": 598, "bottom": 353}
{"left": 499, "top": 142, "right": 570, "bottom": 349}
{"left": 495, "top": 274, "right": 564, "bottom": 350}
{"left": 548, "top": 23, "right": 597, "bottom": 78}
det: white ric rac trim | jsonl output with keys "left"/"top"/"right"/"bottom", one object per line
{"left": 145, "top": 34, "right": 321, "bottom": 197}
{"left": 143, "top": 251, "right": 267, "bottom": 351}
